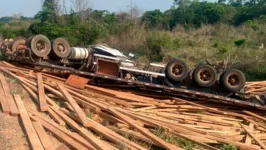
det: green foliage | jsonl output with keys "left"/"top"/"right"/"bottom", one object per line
{"left": 154, "top": 128, "right": 198, "bottom": 150}
{"left": 35, "top": 0, "right": 57, "bottom": 23}
{"left": 141, "top": 9, "right": 167, "bottom": 29}
{"left": 146, "top": 32, "right": 173, "bottom": 61}
{"left": 220, "top": 144, "right": 239, "bottom": 150}
{"left": 234, "top": 39, "right": 246, "bottom": 47}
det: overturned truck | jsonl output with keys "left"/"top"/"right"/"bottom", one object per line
{"left": 1, "top": 34, "right": 264, "bottom": 110}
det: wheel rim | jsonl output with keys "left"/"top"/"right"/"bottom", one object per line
{"left": 199, "top": 70, "right": 211, "bottom": 82}
{"left": 57, "top": 43, "right": 66, "bottom": 53}
{"left": 171, "top": 64, "right": 184, "bottom": 77}
{"left": 36, "top": 41, "right": 46, "bottom": 52}
{"left": 228, "top": 74, "right": 240, "bottom": 86}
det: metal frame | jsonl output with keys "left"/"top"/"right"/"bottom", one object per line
{"left": 33, "top": 62, "right": 266, "bottom": 111}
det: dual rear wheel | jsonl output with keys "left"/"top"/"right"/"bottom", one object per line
{"left": 11, "top": 35, "right": 71, "bottom": 61}
{"left": 165, "top": 60, "right": 246, "bottom": 92}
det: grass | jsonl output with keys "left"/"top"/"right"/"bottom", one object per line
{"left": 153, "top": 128, "right": 200, "bottom": 150}
{"left": 102, "top": 23, "right": 266, "bottom": 81}
{"left": 86, "top": 111, "right": 94, "bottom": 120}
{"left": 220, "top": 144, "right": 239, "bottom": 150}
{"left": 7, "top": 77, "right": 18, "bottom": 84}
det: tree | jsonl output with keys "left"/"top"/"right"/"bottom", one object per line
{"left": 35, "top": 0, "right": 57, "bottom": 23}
{"left": 71, "top": 0, "right": 92, "bottom": 22}
{"left": 141, "top": 10, "right": 165, "bottom": 28}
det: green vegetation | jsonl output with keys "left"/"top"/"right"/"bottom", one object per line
{"left": 153, "top": 128, "right": 199, "bottom": 150}
{"left": 1, "top": 0, "right": 266, "bottom": 81}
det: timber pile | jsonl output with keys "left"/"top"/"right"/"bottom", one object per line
{"left": 245, "top": 81, "right": 266, "bottom": 96}
{"left": 1, "top": 62, "right": 266, "bottom": 149}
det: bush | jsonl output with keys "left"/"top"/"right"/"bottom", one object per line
{"left": 146, "top": 32, "right": 173, "bottom": 61}
{"left": 234, "top": 39, "right": 245, "bottom": 47}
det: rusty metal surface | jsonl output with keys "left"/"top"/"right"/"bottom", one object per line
{"left": 96, "top": 59, "right": 119, "bottom": 77}
{"left": 65, "top": 74, "right": 89, "bottom": 89}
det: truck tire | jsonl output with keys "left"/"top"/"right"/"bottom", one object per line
{"left": 29, "top": 35, "right": 51, "bottom": 57}
{"left": 165, "top": 59, "right": 189, "bottom": 82}
{"left": 26, "top": 36, "right": 34, "bottom": 47}
{"left": 221, "top": 69, "right": 246, "bottom": 92}
{"left": 10, "top": 37, "right": 27, "bottom": 54}
{"left": 50, "top": 38, "right": 71, "bottom": 59}
{"left": 0, "top": 36, "right": 3, "bottom": 46}
{"left": 193, "top": 65, "right": 217, "bottom": 87}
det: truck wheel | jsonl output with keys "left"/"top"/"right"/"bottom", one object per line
{"left": 221, "top": 69, "right": 246, "bottom": 92}
{"left": 26, "top": 36, "right": 34, "bottom": 47}
{"left": 193, "top": 65, "right": 217, "bottom": 87}
{"left": 50, "top": 38, "right": 71, "bottom": 59}
{"left": 0, "top": 36, "right": 3, "bottom": 46}
{"left": 10, "top": 37, "right": 27, "bottom": 53}
{"left": 29, "top": 35, "right": 51, "bottom": 57}
{"left": 165, "top": 59, "right": 189, "bottom": 82}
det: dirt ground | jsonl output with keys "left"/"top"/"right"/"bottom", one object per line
{"left": 0, "top": 78, "right": 60, "bottom": 150}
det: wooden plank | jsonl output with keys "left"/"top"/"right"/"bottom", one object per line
{"left": 59, "top": 108, "right": 146, "bottom": 150}
{"left": 30, "top": 116, "right": 88, "bottom": 150}
{"left": 32, "top": 121, "right": 54, "bottom": 150}
{"left": 0, "top": 73, "right": 19, "bottom": 115}
{"left": 47, "top": 107, "right": 66, "bottom": 127}
{"left": 37, "top": 73, "right": 47, "bottom": 112}
{"left": 108, "top": 107, "right": 181, "bottom": 150}
{"left": 0, "top": 80, "right": 10, "bottom": 114}
{"left": 245, "top": 123, "right": 254, "bottom": 145}
{"left": 32, "top": 112, "right": 96, "bottom": 150}
{"left": 241, "top": 124, "right": 266, "bottom": 149}
{"left": 56, "top": 144, "right": 71, "bottom": 150}
{"left": 50, "top": 106, "right": 114, "bottom": 150}
{"left": 14, "top": 95, "right": 44, "bottom": 150}
{"left": 243, "top": 111, "right": 266, "bottom": 122}
{"left": 57, "top": 83, "right": 88, "bottom": 126}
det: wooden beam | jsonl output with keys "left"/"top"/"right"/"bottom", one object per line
{"left": 32, "top": 121, "right": 54, "bottom": 150}
{"left": 57, "top": 83, "right": 88, "bottom": 126}
{"left": 14, "top": 95, "right": 44, "bottom": 150}
{"left": 243, "top": 111, "right": 266, "bottom": 122}
{"left": 108, "top": 107, "right": 182, "bottom": 150}
{"left": 31, "top": 116, "right": 88, "bottom": 150}
{"left": 0, "top": 73, "right": 19, "bottom": 115}
{"left": 47, "top": 107, "right": 66, "bottom": 127}
{"left": 56, "top": 144, "right": 71, "bottom": 150}
{"left": 0, "top": 78, "right": 10, "bottom": 114}
{"left": 59, "top": 108, "right": 146, "bottom": 150}
{"left": 245, "top": 123, "right": 254, "bottom": 145}
{"left": 32, "top": 112, "right": 96, "bottom": 150}
{"left": 241, "top": 124, "right": 266, "bottom": 149}
{"left": 37, "top": 73, "right": 47, "bottom": 112}
{"left": 50, "top": 106, "right": 114, "bottom": 150}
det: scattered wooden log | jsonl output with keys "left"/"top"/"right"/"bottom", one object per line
{"left": 37, "top": 73, "right": 47, "bottom": 112}
{"left": 14, "top": 94, "right": 44, "bottom": 150}
{"left": 32, "top": 121, "right": 54, "bottom": 150}
{"left": 0, "top": 73, "right": 19, "bottom": 115}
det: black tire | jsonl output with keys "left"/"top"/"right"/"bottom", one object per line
{"left": 193, "top": 65, "right": 217, "bottom": 87}
{"left": 50, "top": 38, "right": 71, "bottom": 59}
{"left": 29, "top": 35, "right": 51, "bottom": 57}
{"left": 221, "top": 69, "right": 246, "bottom": 92}
{"left": 165, "top": 59, "right": 189, "bottom": 82}
{"left": 26, "top": 36, "right": 34, "bottom": 47}
{"left": 10, "top": 37, "right": 27, "bottom": 53}
{"left": 0, "top": 36, "right": 3, "bottom": 46}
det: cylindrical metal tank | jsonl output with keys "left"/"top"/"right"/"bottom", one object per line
{"left": 69, "top": 47, "right": 91, "bottom": 60}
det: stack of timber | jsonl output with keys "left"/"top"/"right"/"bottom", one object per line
{"left": 1, "top": 61, "right": 266, "bottom": 149}
{"left": 245, "top": 81, "right": 266, "bottom": 96}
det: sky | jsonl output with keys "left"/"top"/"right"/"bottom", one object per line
{"left": 0, "top": 0, "right": 174, "bottom": 17}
